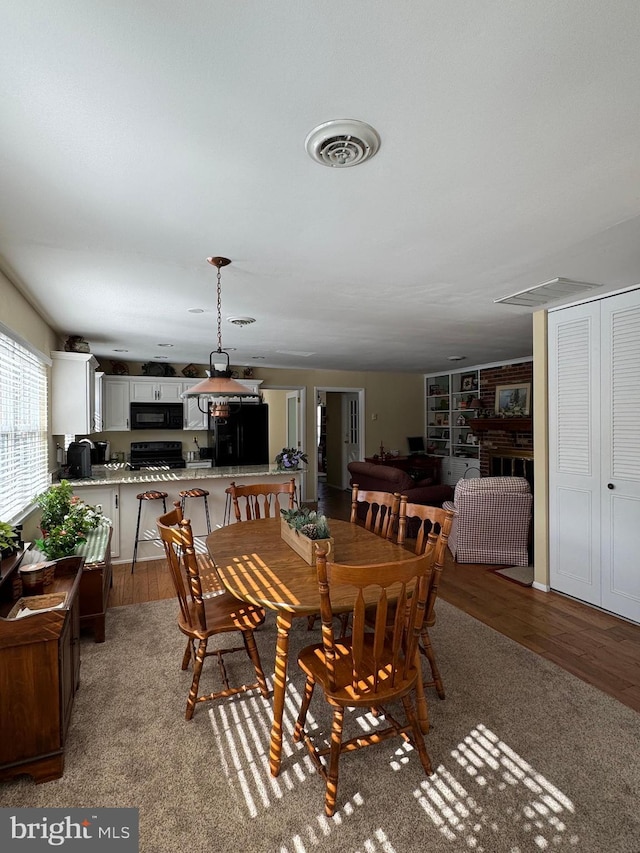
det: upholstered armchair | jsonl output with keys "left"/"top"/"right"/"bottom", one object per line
{"left": 443, "top": 476, "right": 532, "bottom": 566}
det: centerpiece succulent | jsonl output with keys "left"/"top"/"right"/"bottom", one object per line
{"left": 281, "top": 507, "right": 331, "bottom": 540}
{"left": 275, "top": 447, "right": 308, "bottom": 470}
{"left": 34, "top": 480, "right": 103, "bottom": 560}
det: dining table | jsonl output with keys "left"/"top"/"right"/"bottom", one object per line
{"left": 206, "top": 516, "right": 430, "bottom": 777}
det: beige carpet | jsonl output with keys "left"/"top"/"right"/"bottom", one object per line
{"left": 1, "top": 598, "right": 639, "bottom": 853}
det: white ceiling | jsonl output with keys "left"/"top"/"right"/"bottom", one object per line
{"left": 2, "top": 1, "right": 640, "bottom": 373}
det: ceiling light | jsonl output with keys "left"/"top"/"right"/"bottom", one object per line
{"left": 495, "top": 277, "right": 602, "bottom": 307}
{"left": 113, "top": 348, "right": 128, "bottom": 352}
{"left": 305, "top": 119, "right": 380, "bottom": 167}
{"left": 447, "top": 355, "right": 466, "bottom": 362}
{"left": 157, "top": 343, "right": 173, "bottom": 347}
{"left": 181, "top": 256, "right": 260, "bottom": 421}
{"left": 188, "top": 308, "right": 205, "bottom": 314}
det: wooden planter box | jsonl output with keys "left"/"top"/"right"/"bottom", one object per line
{"left": 280, "top": 518, "right": 333, "bottom": 565}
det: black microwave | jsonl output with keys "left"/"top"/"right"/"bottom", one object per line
{"left": 130, "top": 402, "right": 184, "bottom": 430}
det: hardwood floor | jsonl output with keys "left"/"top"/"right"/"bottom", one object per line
{"left": 108, "top": 481, "right": 640, "bottom": 714}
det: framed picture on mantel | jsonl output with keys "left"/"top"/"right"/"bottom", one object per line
{"left": 495, "top": 383, "right": 531, "bottom": 416}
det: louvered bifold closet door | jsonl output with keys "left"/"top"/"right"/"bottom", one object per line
{"left": 548, "top": 301, "right": 601, "bottom": 605}
{"left": 600, "top": 290, "right": 640, "bottom": 623}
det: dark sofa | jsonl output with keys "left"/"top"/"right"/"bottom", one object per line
{"left": 347, "top": 461, "right": 454, "bottom": 507}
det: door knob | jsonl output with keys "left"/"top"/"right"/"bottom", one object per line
{"left": 607, "top": 483, "right": 614, "bottom": 489}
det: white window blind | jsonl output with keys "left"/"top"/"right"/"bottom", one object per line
{"left": 0, "top": 330, "right": 49, "bottom": 521}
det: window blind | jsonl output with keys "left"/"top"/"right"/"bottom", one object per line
{"left": 0, "top": 330, "right": 49, "bottom": 521}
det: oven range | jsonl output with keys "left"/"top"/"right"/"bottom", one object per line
{"left": 128, "top": 440, "right": 186, "bottom": 470}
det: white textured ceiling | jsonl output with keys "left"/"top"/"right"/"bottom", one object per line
{"left": 1, "top": 1, "right": 640, "bottom": 373}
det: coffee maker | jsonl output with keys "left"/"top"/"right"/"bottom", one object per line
{"left": 92, "top": 441, "right": 110, "bottom": 465}
{"left": 67, "top": 442, "right": 92, "bottom": 479}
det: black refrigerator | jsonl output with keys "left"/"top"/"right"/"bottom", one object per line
{"left": 210, "top": 403, "right": 269, "bottom": 466}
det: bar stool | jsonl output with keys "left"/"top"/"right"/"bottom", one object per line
{"left": 179, "top": 487, "right": 211, "bottom": 534}
{"left": 131, "top": 490, "right": 168, "bottom": 573}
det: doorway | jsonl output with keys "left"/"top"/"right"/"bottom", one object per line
{"left": 260, "top": 385, "right": 306, "bottom": 501}
{"left": 315, "top": 387, "right": 365, "bottom": 491}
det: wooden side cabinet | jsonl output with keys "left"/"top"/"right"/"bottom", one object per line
{"left": 75, "top": 525, "right": 113, "bottom": 643}
{"left": 0, "top": 556, "right": 84, "bottom": 783}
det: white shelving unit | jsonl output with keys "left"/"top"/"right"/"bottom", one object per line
{"left": 425, "top": 374, "right": 451, "bottom": 457}
{"left": 425, "top": 369, "right": 481, "bottom": 484}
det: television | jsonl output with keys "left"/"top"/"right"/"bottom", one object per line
{"left": 407, "top": 436, "right": 425, "bottom": 454}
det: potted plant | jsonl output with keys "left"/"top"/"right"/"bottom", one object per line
{"left": 275, "top": 447, "right": 308, "bottom": 471}
{"left": 280, "top": 507, "right": 333, "bottom": 565}
{"left": 34, "top": 480, "right": 102, "bottom": 560}
{"left": 0, "top": 521, "right": 18, "bottom": 557}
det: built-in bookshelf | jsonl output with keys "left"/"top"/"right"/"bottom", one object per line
{"left": 425, "top": 369, "right": 480, "bottom": 461}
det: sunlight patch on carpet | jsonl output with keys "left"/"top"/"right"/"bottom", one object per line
{"left": 492, "top": 565, "right": 534, "bottom": 587}
{"left": 415, "top": 723, "right": 578, "bottom": 851}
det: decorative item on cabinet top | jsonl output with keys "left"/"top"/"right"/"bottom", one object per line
{"left": 142, "top": 361, "right": 176, "bottom": 377}
{"left": 110, "top": 360, "right": 129, "bottom": 375}
{"left": 64, "top": 335, "right": 91, "bottom": 353}
{"left": 181, "top": 363, "right": 200, "bottom": 378}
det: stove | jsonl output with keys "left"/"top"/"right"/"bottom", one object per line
{"left": 128, "top": 441, "right": 185, "bottom": 471}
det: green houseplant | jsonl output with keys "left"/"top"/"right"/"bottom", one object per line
{"left": 0, "top": 521, "right": 18, "bottom": 556}
{"left": 34, "top": 480, "right": 102, "bottom": 560}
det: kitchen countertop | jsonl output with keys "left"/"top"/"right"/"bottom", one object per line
{"left": 66, "top": 464, "right": 304, "bottom": 488}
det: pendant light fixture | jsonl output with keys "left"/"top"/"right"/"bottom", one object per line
{"left": 181, "top": 256, "right": 260, "bottom": 420}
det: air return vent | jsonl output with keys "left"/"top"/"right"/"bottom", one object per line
{"left": 495, "top": 278, "right": 603, "bottom": 307}
{"left": 305, "top": 119, "right": 380, "bottom": 168}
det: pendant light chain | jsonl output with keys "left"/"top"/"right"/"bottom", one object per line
{"left": 182, "top": 255, "right": 259, "bottom": 420}
{"left": 216, "top": 263, "right": 223, "bottom": 353}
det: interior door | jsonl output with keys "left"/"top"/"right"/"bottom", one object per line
{"left": 600, "top": 289, "right": 640, "bottom": 622}
{"left": 548, "top": 301, "right": 601, "bottom": 605}
{"left": 341, "top": 393, "right": 360, "bottom": 490}
{"left": 549, "top": 288, "right": 640, "bottom": 622}
{"left": 286, "top": 391, "right": 300, "bottom": 451}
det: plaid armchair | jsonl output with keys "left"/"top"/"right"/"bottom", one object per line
{"left": 443, "top": 476, "right": 532, "bottom": 566}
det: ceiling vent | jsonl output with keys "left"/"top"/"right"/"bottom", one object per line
{"left": 227, "top": 316, "right": 256, "bottom": 326}
{"left": 305, "top": 119, "right": 380, "bottom": 167}
{"left": 494, "top": 278, "right": 603, "bottom": 308}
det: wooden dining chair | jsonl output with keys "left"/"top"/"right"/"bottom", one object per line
{"left": 293, "top": 547, "right": 434, "bottom": 817}
{"left": 350, "top": 486, "right": 402, "bottom": 539}
{"left": 226, "top": 478, "right": 296, "bottom": 523}
{"left": 397, "top": 499, "right": 454, "bottom": 699}
{"left": 157, "top": 502, "right": 270, "bottom": 719}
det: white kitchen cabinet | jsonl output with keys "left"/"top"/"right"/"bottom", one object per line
{"left": 103, "top": 378, "right": 131, "bottom": 431}
{"left": 51, "top": 351, "right": 99, "bottom": 435}
{"left": 130, "top": 378, "right": 184, "bottom": 402}
{"left": 94, "top": 372, "right": 104, "bottom": 432}
{"left": 182, "top": 381, "right": 209, "bottom": 430}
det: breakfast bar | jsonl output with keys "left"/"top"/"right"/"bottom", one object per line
{"left": 70, "top": 465, "right": 303, "bottom": 564}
